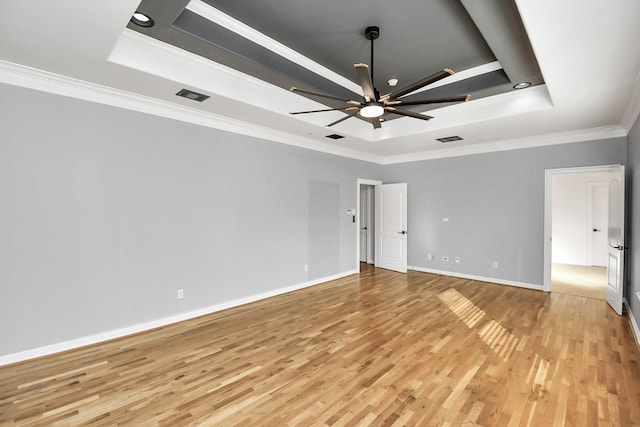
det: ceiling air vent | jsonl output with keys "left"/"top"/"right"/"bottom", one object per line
{"left": 325, "top": 134, "right": 345, "bottom": 140}
{"left": 176, "top": 88, "right": 210, "bottom": 102}
{"left": 436, "top": 136, "right": 463, "bottom": 143}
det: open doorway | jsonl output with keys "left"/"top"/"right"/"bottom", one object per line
{"left": 356, "top": 179, "right": 381, "bottom": 272}
{"left": 356, "top": 179, "right": 409, "bottom": 274}
{"left": 544, "top": 166, "right": 620, "bottom": 301}
{"left": 359, "top": 184, "right": 375, "bottom": 265}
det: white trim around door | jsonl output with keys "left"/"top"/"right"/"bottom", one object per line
{"left": 543, "top": 164, "right": 624, "bottom": 293}
{"left": 356, "top": 179, "right": 382, "bottom": 272}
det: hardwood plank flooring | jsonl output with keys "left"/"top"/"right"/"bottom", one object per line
{"left": 1, "top": 265, "right": 640, "bottom": 426}
{"left": 552, "top": 263, "right": 607, "bottom": 300}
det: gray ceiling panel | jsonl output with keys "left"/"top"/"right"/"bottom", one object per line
{"left": 461, "top": 0, "right": 543, "bottom": 85}
{"left": 129, "top": 0, "right": 544, "bottom": 120}
{"left": 202, "top": 0, "right": 498, "bottom": 90}
{"left": 172, "top": 10, "right": 358, "bottom": 98}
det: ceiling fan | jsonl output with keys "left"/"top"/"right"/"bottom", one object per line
{"left": 289, "top": 26, "right": 470, "bottom": 130}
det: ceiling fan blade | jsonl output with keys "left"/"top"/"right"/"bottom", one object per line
{"left": 354, "top": 64, "right": 376, "bottom": 102}
{"left": 290, "top": 106, "right": 358, "bottom": 115}
{"left": 289, "top": 87, "right": 360, "bottom": 105}
{"left": 371, "top": 117, "right": 382, "bottom": 129}
{"left": 385, "top": 107, "right": 433, "bottom": 121}
{"left": 381, "top": 69, "right": 454, "bottom": 101}
{"left": 327, "top": 114, "right": 356, "bottom": 127}
{"left": 389, "top": 95, "right": 470, "bottom": 107}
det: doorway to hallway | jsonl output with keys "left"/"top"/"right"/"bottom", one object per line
{"left": 550, "top": 170, "right": 611, "bottom": 299}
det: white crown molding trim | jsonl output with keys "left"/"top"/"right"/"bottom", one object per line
{"left": 408, "top": 266, "right": 543, "bottom": 291}
{"left": 0, "top": 59, "right": 384, "bottom": 164}
{"left": 621, "top": 70, "right": 640, "bottom": 132}
{"left": 0, "top": 59, "right": 627, "bottom": 167}
{"left": 0, "top": 269, "right": 358, "bottom": 367}
{"left": 186, "top": 0, "right": 362, "bottom": 96}
{"left": 625, "top": 299, "right": 640, "bottom": 351}
{"left": 382, "top": 125, "right": 628, "bottom": 165}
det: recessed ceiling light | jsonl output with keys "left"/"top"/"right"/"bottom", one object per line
{"left": 387, "top": 78, "right": 399, "bottom": 87}
{"left": 360, "top": 104, "right": 384, "bottom": 118}
{"left": 513, "top": 82, "right": 531, "bottom": 89}
{"left": 131, "top": 12, "right": 154, "bottom": 27}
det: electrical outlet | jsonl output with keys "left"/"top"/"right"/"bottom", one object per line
{"left": 492, "top": 261, "right": 499, "bottom": 269}
{"left": 177, "top": 289, "right": 184, "bottom": 299}
{"left": 304, "top": 264, "right": 308, "bottom": 272}
{"left": 455, "top": 257, "right": 460, "bottom": 264}
{"left": 442, "top": 256, "right": 449, "bottom": 262}
{"left": 428, "top": 254, "right": 433, "bottom": 261}
{"left": 636, "top": 291, "right": 640, "bottom": 303}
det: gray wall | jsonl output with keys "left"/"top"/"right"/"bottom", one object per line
{"left": 1, "top": 80, "right": 636, "bottom": 359}
{"left": 627, "top": 114, "right": 640, "bottom": 329}
{"left": 383, "top": 138, "right": 627, "bottom": 285}
{"left": 0, "top": 83, "right": 382, "bottom": 356}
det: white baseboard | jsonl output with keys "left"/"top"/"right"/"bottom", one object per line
{"left": 0, "top": 269, "right": 357, "bottom": 367}
{"left": 624, "top": 299, "right": 640, "bottom": 351}
{"left": 408, "top": 266, "right": 543, "bottom": 291}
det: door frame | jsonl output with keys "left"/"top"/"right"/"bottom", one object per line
{"left": 543, "top": 164, "right": 622, "bottom": 292}
{"left": 356, "top": 179, "right": 382, "bottom": 272}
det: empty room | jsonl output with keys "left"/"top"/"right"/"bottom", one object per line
{"left": 1, "top": 0, "right": 640, "bottom": 425}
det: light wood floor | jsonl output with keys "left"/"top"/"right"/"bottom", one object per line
{"left": 552, "top": 263, "right": 607, "bottom": 300}
{"left": 2, "top": 265, "right": 640, "bottom": 426}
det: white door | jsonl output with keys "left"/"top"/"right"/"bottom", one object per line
{"left": 588, "top": 182, "right": 608, "bottom": 266}
{"left": 375, "top": 183, "right": 407, "bottom": 273}
{"left": 606, "top": 166, "right": 625, "bottom": 315}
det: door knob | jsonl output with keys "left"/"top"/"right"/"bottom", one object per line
{"left": 398, "top": 230, "right": 407, "bottom": 234}
{"left": 593, "top": 228, "right": 601, "bottom": 232}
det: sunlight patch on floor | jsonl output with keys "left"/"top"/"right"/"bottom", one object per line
{"left": 478, "top": 320, "right": 519, "bottom": 361}
{"left": 438, "top": 288, "right": 485, "bottom": 328}
{"left": 439, "top": 288, "right": 518, "bottom": 361}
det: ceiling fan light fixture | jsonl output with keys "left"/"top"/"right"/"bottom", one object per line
{"left": 360, "top": 104, "right": 384, "bottom": 118}
{"left": 288, "top": 25, "right": 470, "bottom": 129}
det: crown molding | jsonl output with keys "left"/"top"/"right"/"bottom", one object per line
{"left": 0, "top": 59, "right": 385, "bottom": 164}
{"left": 381, "top": 125, "right": 628, "bottom": 164}
{"left": 0, "top": 59, "right": 629, "bottom": 167}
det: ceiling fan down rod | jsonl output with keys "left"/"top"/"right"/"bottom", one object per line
{"left": 365, "top": 26, "right": 380, "bottom": 84}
